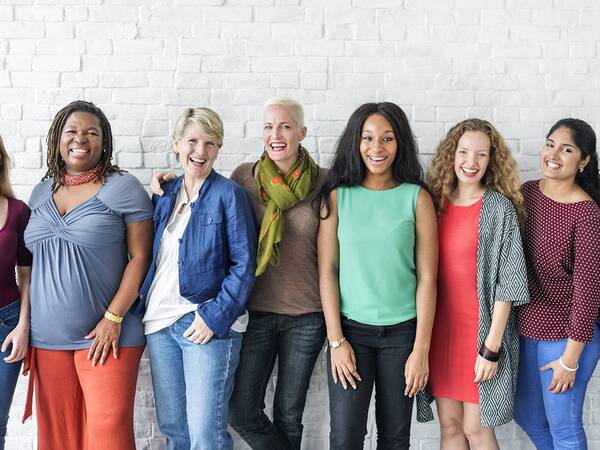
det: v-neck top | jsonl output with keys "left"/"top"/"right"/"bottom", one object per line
{"left": 0, "top": 198, "right": 32, "bottom": 309}
{"left": 24, "top": 172, "right": 153, "bottom": 350}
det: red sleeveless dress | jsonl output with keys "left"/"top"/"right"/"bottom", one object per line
{"left": 429, "top": 198, "right": 482, "bottom": 403}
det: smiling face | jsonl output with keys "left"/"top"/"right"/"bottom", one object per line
{"left": 359, "top": 113, "right": 397, "bottom": 178}
{"left": 263, "top": 104, "right": 307, "bottom": 173}
{"left": 59, "top": 111, "right": 103, "bottom": 175}
{"left": 174, "top": 124, "right": 220, "bottom": 181}
{"left": 454, "top": 131, "right": 491, "bottom": 188}
{"left": 541, "top": 126, "right": 590, "bottom": 181}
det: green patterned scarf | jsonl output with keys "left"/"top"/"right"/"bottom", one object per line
{"left": 255, "top": 147, "right": 318, "bottom": 276}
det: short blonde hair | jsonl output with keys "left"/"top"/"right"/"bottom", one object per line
{"left": 172, "top": 107, "right": 224, "bottom": 146}
{"left": 0, "top": 135, "right": 15, "bottom": 198}
{"left": 264, "top": 97, "right": 305, "bottom": 128}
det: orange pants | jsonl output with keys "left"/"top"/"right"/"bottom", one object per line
{"left": 33, "top": 347, "right": 143, "bottom": 450}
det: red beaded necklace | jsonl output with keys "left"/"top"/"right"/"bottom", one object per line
{"left": 62, "top": 164, "right": 101, "bottom": 186}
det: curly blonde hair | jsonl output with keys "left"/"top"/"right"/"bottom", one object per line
{"left": 427, "top": 118, "right": 525, "bottom": 223}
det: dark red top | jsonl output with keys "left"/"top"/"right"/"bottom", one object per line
{"left": 0, "top": 197, "right": 32, "bottom": 309}
{"left": 518, "top": 180, "right": 600, "bottom": 343}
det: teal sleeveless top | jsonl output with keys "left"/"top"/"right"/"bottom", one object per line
{"left": 337, "top": 183, "right": 420, "bottom": 325}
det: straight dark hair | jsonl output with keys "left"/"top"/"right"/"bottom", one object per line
{"left": 547, "top": 118, "right": 600, "bottom": 207}
{"left": 319, "top": 102, "right": 426, "bottom": 218}
{"left": 44, "top": 100, "right": 119, "bottom": 191}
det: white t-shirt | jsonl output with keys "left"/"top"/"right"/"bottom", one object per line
{"left": 143, "top": 180, "right": 248, "bottom": 335}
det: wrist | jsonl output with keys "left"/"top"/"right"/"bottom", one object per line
{"left": 104, "top": 310, "right": 124, "bottom": 324}
{"left": 560, "top": 355, "right": 579, "bottom": 370}
{"left": 484, "top": 338, "right": 502, "bottom": 353}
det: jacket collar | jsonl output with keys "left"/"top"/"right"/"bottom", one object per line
{"left": 165, "top": 169, "right": 217, "bottom": 201}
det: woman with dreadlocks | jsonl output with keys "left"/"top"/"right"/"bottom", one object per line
{"left": 23, "top": 101, "right": 153, "bottom": 450}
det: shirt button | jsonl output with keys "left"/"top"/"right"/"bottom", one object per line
{"left": 178, "top": 260, "right": 183, "bottom": 266}
{"left": 178, "top": 238, "right": 183, "bottom": 244}
{"left": 208, "top": 217, "right": 213, "bottom": 224}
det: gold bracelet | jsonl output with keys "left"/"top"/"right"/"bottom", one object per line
{"left": 104, "top": 310, "right": 124, "bottom": 324}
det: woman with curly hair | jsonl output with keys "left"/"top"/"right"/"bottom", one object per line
{"left": 514, "top": 119, "right": 600, "bottom": 449}
{"left": 424, "top": 119, "right": 529, "bottom": 449}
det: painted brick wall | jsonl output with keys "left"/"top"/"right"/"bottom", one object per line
{"left": 2, "top": 1, "right": 600, "bottom": 448}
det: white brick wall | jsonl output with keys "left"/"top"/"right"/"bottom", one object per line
{"left": 2, "top": 1, "right": 599, "bottom": 448}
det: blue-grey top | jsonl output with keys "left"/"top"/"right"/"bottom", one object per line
{"left": 25, "top": 172, "right": 153, "bottom": 350}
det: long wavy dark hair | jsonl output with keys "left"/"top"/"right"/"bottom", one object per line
{"left": 547, "top": 118, "right": 600, "bottom": 207}
{"left": 319, "top": 102, "right": 426, "bottom": 218}
{"left": 44, "top": 100, "right": 119, "bottom": 191}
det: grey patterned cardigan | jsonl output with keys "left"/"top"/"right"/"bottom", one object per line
{"left": 417, "top": 189, "right": 530, "bottom": 428}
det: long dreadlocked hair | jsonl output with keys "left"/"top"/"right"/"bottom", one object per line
{"left": 44, "top": 100, "right": 119, "bottom": 191}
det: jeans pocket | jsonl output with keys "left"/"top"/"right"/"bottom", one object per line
{"left": 0, "top": 301, "right": 20, "bottom": 331}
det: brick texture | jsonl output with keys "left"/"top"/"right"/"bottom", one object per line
{"left": 2, "top": 1, "right": 599, "bottom": 449}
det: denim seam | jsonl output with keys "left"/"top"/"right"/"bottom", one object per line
{"left": 216, "top": 335, "right": 233, "bottom": 450}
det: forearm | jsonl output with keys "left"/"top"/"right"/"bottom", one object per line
{"left": 413, "top": 278, "right": 436, "bottom": 352}
{"left": 107, "top": 254, "right": 151, "bottom": 316}
{"left": 562, "top": 338, "right": 586, "bottom": 368}
{"left": 320, "top": 268, "right": 344, "bottom": 341}
{"left": 484, "top": 300, "right": 512, "bottom": 352}
{"left": 16, "top": 266, "right": 31, "bottom": 327}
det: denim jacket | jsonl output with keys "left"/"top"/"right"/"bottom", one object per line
{"left": 139, "top": 170, "right": 258, "bottom": 337}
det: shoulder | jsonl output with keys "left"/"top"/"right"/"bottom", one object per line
{"left": 103, "top": 171, "right": 144, "bottom": 190}
{"left": 9, "top": 197, "right": 30, "bottom": 214}
{"left": 314, "top": 166, "right": 329, "bottom": 187}
{"left": 521, "top": 180, "right": 538, "bottom": 196}
{"left": 483, "top": 190, "right": 513, "bottom": 210}
{"left": 28, "top": 179, "right": 53, "bottom": 209}
{"left": 210, "top": 171, "right": 250, "bottom": 200}
{"left": 230, "top": 162, "right": 255, "bottom": 186}
{"left": 575, "top": 201, "right": 600, "bottom": 226}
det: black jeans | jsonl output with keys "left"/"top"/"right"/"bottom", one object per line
{"left": 328, "top": 316, "right": 416, "bottom": 450}
{"left": 229, "top": 310, "right": 326, "bottom": 450}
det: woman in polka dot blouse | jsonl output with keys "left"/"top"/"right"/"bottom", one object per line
{"left": 514, "top": 118, "right": 600, "bottom": 450}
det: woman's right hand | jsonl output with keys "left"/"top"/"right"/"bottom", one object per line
{"left": 330, "top": 340, "right": 361, "bottom": 389}
{"left": 150, "top": 171, "right": 177, "bottom": 196}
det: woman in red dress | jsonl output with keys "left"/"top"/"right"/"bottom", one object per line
{"left": 426, "top": 119, "right": 529, "bottom": 449}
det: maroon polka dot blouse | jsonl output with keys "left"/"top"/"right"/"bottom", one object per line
{"left": 518, "top": 180, "right": 600, "bottom": 343}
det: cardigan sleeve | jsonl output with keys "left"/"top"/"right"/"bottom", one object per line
{"left": 493, "top": 200, "right": 529, "bottom": 306}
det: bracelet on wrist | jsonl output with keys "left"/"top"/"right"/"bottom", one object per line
{"left": 104, "top": 310, "right": 123, "bottom": 324}
{"left": 478, "top": 343, "right": 501, "bottom": 362}
{"left": 558, "top": 356, "right": 579, "bottom": 372}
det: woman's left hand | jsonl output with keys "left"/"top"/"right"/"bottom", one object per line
{"left": 1, "top": 322, "right": 29, "bottom": 363}
{"left": 183, "top": 312, "right": 214, "bottom": 345}
{"left": 474, "top": 354, "right": 498, "bottom": 383}
{"left": 541, "top": 359, "right": 576, "bottom": 394}
{"left": 404, "top": 348, "right": 429, "bottom": 397}
{"left": 85, "top": 318, "right": 121, "bottom": 366}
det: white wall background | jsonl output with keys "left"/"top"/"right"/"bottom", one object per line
{"left": 2, "top": 0, "right": 600, "bottom": 448}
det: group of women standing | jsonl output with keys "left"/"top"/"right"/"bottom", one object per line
{"left": 0, "top": 96, "right": 598, "bottom": 450}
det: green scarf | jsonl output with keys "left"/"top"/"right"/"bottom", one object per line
{"left": 255, "top": 147, "right": 318, "bottom": 276}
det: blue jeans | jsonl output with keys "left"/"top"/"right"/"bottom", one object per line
{"left": 0, "top": 301, "right": 22, "bottom": 450}
{"left": 229, "top": 310, "right": 326, "bottom": 450}
{"left": 514, "top": 325, "right": 600, "bottom": 450}
{"left": 147, "top": 312, "right": 242, "bottom": 450}
{"left": 328, "top": 316, "right": 416, "bottom": 450}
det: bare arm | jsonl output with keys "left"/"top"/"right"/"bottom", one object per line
{"left": 474, "top": 300, "right": 511, "bottom": 382}
{"left": 86, "top": 219, "right": 153, "bottom": 365}
{"left": 318, "top": 190, "right": 360, "bottom": 389}
{"left": 404, "top": 188, "right": 438, "bottom": 397}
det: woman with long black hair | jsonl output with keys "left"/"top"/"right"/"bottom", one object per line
{"left": 318, "top": 102, "right": 438, "bottom": 449}
{"left": 514, "top": 118, "right": 600, "bottom": 449}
